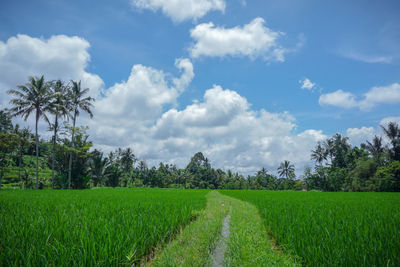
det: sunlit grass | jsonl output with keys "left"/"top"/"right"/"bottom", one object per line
{"left": 0, "top": 188, "right": 207, "bottom": 266}
{"left": 221, "top": 190, "right": 400, "bottom": 266}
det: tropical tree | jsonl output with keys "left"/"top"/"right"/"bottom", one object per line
{"left": 13, "top": 125, "right": 33, "bottom": 181}
{"left": 7, "top": 76, "right": 53, "bottom": 189}
{"left": 0, "top": 110, "right": 13, "bottom": 133}
{"left": 49, "top": 80, "right": 71, "bottom": 188}
{"left": 89, "top": 149, "right": 109, "bottom": 187}
{"left": 381, "top": 122, "right": 400, "bottom": 161}
{"left": 67, "top": 80, "right": 94, "bottom": 189}
{"left": 0, "top": 132, "right": 18, "bottom": 189}
{"left": 365, "top": 135, "right": 385, "bottom": 163}
{"left": 311, "top": 142, "right": 327, "bottom": 165}
{"left": 277, "top": 160, "right": 295, "bottom": 179}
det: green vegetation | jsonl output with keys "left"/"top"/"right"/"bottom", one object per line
{"left": 152, "top": 191, "right": 296, "bottom": 267}
{"left": 0, "top": 188, "right": 207, "bottom": 266}
{"left": 224, "top": 193, "right": 297, "bottom": 266}
{"left": 221, "top": 190, "right": 400, "bottom": 266}
{"left": 151, "top": 191, "right": 230, "bottom": 266}
{"left": 2, "top": 75, "right": 400, "bottom": 191}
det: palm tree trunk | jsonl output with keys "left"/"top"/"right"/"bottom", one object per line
{"left": 35, "top": 111, "right": 39, "bottom": 189}
{"left": 68, "top": 110, "right": 77, "bottom": 189}
{"left": 51, "top": 114, "right": 58, "bottom": 189}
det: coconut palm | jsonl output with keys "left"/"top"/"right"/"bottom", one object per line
{"left": 277, "top": 160, "right": 295, "bottom": 179}
{"left": 365, "top": 135, "right": 384, "bottom": 159}
{"left": 381, "top": 122, "right": 400, "bottom": 161}
{"left": 89, "top": 149, "right": 110, "bottom": 187}
{"left": 311, "top": 142, "right": 327, "bottom": 165}
{"left": 67, "top": 80, "right": 94, "bottom": 189}
{"left": 7, "top": 76, "right": 53, "bottom": 189}
{"left": 49, "top": 80, "right": 71, "bottom": 188}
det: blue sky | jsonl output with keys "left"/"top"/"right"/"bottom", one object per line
{"left": 1, "top": 0, "right": 400, "bottom": 174}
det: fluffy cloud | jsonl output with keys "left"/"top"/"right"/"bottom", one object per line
{"left": 0, "top": 34, "right": 103, "bottom": 109}
{"left": 95, "top": 58, "right": 193, "bottom": 122}
{"left": 130, "top": 84, "right": 326, "bottom": 173}
{"left": 359, "top": 83, "right": 400, "bottom": 111}
{"left": 190, "top": 18, "right": 286, "bottom": 61}
{"left": 88, "top": 58, "right": 194, "bottom": 149}
{"left": 319, "top": 83, "right": 400, "bottom": 110}
{"left": 0, "top": 34, "right": 330, "bottom": 175}
{"left": 130, "top": 0, "right": 225, "bottom": 22}
{"left": 346, "top": 126, "right": 375, "bottom": 146}
{"left": 299, "top": 78, "right": 316, "bottom": 91}
{"left": 319, "top": 89, "right": 358, "bottom": 108}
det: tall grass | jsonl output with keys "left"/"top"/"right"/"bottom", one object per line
{"left": 0, "top": 188, "right": 207, "bottom": 266}
{"left": 221, "top": 190, "right": 400, "bottom": 266}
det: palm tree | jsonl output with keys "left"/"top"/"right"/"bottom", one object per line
{"left": 90, "top": 149, "right": 109, "bottom": 187}
{"left": 323, "top": 139, "right": 334, "bottom": 164}
{"left": 366, "top": 135, "right": 384, "bottom": 160}
{"left": 311, "top": 142, "right": 327, "bottom": 165}
{"left": 7, "top": 76, "right": 53, "bottom": 189}
{"left": 381, "top": 122, "right": 399, "bottom": 141}
{"left": 381, "top": 122, "right": 400, "bottom": 161}
{"left": 67, "top": 80, "right": 94, "bottom": 189}
{"left": 49, "top": 80, "right": 71, "bottom": 188}
{"left": 277, "top": 160, "right": 295, "bottom": 179}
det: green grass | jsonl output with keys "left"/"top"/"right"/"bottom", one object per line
{"left": 152, "top": 191, "right": 296, "bottom": 267}
{"left": 224, "top": 193, "right": 298, "bottom": 266}
{"left": 0, "top": 188, "right": 207, "bottom": 266}
{"left": 221, "top": 190, "right": 400, "bottom": 266}
{"left": 151, "top": 191, "right": 231, "bottom": 267}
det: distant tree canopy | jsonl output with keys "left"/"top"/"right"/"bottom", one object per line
{"left": 1, "top": 75, "right": 399, "bottom": 191}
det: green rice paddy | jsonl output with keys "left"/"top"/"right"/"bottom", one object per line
{"left": 1, "top": 189, "right": 399, "bottom": 266}
{"left": 0, "top": 188, "right": 207, "bottom": 266}
{"left": 221, "top": 190, "right": 400, "bottom": 266}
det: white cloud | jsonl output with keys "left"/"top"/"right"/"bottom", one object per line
{"left": 319, "top": 89, "right": 358, "bottom": 108}
{"left": 346, "top": 126, "right": 375, "bottom": 146}
{"left": 359, "top": 83, "right": 400, "bottom": 111}
{"left": 88, "top": 58, "right": 194, "bottom": 151}
{"left": 130, "top": 0, "right": 225, "bottom": 22}
{"left": 380, "top": 116, "right": 400, "bottom": 128}
{"left": 95, "top": 58, "right": 193, "bottom": 122}
{"left": 190, "top": 17, "right": 286, "bottom": 62}
{"left": 342, "top": 51, "right": 392, "bottom": 64}
{"left": 0, "top": 34, "right": 329, "bottom": 175}
{"left": 319, "top": 83, "right": 400, "bottom": 111}
{"left": 0, "top": 34, "right": 103, "bottom": 109}
{"left": 299, "top": 78, "right": 316, "bottom": 91}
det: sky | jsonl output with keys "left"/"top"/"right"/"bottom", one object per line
{"left": 1, "top": 0, "right": 400, "bottom": 175}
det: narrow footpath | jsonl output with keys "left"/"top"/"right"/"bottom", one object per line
{"left": 149, "top": 191, "right": 298, "bottom": 267}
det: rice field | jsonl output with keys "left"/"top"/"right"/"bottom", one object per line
{"left": 0, "top": 188, "right": 207, "bottom": 266}
{"left": 220, "top": 190, "right": 400, "bottom": 266}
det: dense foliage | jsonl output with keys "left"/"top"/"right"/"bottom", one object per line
{"left": 1, "top": 76, "right": 399, "bottom": 191}
{"left": 305, "top": 127, "right": 400, "bottom": 191}
{"left": 0, "top": 188, "right": 207, "bottom": 265}
{"left": 221, "top": 190, "right": 400, "bottom": 266}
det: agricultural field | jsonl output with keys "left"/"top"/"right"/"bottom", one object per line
{"left": 0, "top": 188, "right": 207, "bottom": 266}
{"left": 1, "top": 188, "right": 400, "bottom": 266}
{"left": 221, "top": 190, "right": 400, "bottom": 266}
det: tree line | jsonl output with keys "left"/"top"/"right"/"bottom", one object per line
{"left": 0, "top": 76, "right": 399, "bottom": 191}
